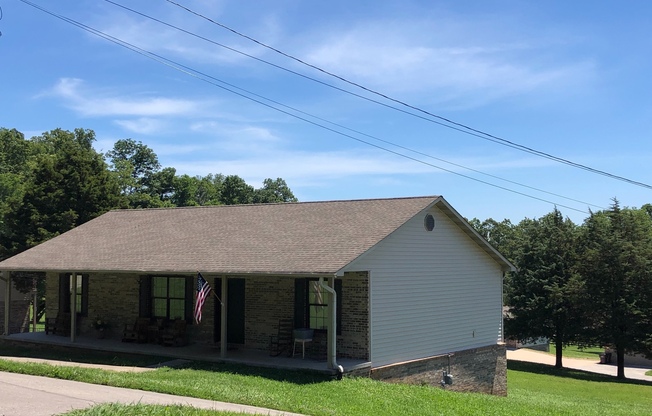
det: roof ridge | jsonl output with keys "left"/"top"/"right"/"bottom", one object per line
{"left": 107, "top": 195, "right": 441, "bottom": 213}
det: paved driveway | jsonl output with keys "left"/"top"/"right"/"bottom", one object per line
{"left": 0, "top": 371, "right": 303, "bottom": 416}
{"left": 507, "top": 348, "right": 652, "bottom": 382}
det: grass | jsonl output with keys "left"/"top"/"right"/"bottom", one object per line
{"left": 1, "top": 348, "right": 651, "bottom": 416}
{"left": 0, "top": 343, "right": 168, "bottom": 367}
{"left": 545, "top": 343, "right": 605, "bottom": 360}
{"left": 65, "top": 404, "right": 244, "bottom": 416}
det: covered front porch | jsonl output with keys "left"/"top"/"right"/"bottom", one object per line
{"left": 0, "top": 331, "right": 371, "bottom": 376}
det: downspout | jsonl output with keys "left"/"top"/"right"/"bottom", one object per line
{"left": 501, "top": 271, "right": 505, "bottom": 343}
{"left": 319, "top": 276, "right": 344, "bottom": 378}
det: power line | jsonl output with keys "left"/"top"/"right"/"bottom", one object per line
{"left": 165, "top": 0, "right": 652, "bottom": 191}
{"left": 90, "top": 2, "right": 599, "bottom": 209}
{"left": 19, "top": 0, "right": 598, "bottom": 214}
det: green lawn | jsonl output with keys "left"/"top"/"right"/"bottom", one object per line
{"left": 0, "top": 343, "right": 168, "bottom": 367}
{"left": 544, "top": 344, "right": 605, "bottom": 360}
{"left": 65, "top": 404, "right": 245, "bottom": 415}
{"left": 0, "top": 352, "right": 650, "bottom": 416}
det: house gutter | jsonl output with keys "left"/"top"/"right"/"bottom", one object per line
{"left": 319, "top": 277, "right": 344, "bottom": 378}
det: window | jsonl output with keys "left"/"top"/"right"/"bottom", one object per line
{"left": 58, "top": 274, "right": 88, "bottom": 316}
{"left": 294, "top": 278, "right": 342, "bottom": 334}
{"left": 150, "top": 276, "right": 191, "bottom": 321}
{"left": 308, "top": 280, "right": 328, "bottom": 330}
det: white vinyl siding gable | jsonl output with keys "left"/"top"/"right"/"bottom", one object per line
{"left": 342, "top": 205, "right": 504, "bottom": 368}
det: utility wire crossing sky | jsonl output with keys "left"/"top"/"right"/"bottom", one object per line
{"left": 2, "top": 0, "right": 651, "bottom": 223}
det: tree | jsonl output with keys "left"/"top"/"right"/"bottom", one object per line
{"left": 642, "top": 203, "right": 652, "bottom": 220}
{"left": 0, "top": 128, "right": 30, "bottom": 260}
{"left": 3, "top": 129, "right": 122, "bottom": 255}
{"left": 506, "top": 209, "right": 582, "bottom": 368}
{"left": 105, "top": 138, "right": 160, "bottom": 181}
{"left": 106, "top": 139, "right": 164, "bottom": 208}
{"left": 221, "top": 175, "right": 254, "bottom": 205}
{"left": 578, "top": 200, "right": 652, "bottom": 378}
{"left": 468, "top": 217, "right": 518, "bottom": 260}
{"left": 253, "top": 178, "right": 298, "bottom": 204}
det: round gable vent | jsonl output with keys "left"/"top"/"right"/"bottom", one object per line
{"left": 424, "top": 214, "right": 435, "bottom": 231}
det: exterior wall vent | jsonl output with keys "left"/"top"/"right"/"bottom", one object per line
{"left": 424, "top": 214, "right": 435, "bottom": 231}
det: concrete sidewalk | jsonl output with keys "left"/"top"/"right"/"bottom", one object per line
{"left": 507, "top": 348, "right": 652, "bottom": 382}
{"left": 0, "top": 371, "right": 303, "bottom": 416}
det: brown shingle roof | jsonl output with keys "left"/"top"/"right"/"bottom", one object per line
{"left": 0, "top": 196, "right": 441, "bottom": 275}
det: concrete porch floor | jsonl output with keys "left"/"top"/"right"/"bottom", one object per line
{"left": 1, "top": 331, "right": 371, "bottom": 376}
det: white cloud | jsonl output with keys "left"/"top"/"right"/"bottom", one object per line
{"left": 300, "top": 17, "right": 597, "bottom": 107}
{"left": 114, "top": 118, "right": 167, "bottom": 134}
{"left": 47, "top": 78, "right": 202, "bottom": 117}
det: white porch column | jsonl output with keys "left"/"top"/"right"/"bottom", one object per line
{"left": 3, "top": 271, "right": 10, "bottom": 335}
{"left": 70, "top": 273, "right": 77, "bottom": 342}
{"left": 220, "top": 275, "right": 228, "bottom": 358}
{"left": 327, "top": 275, "right": 335, "bottom": 369}
{"left": 32, "top": 285, "right": 38, "bottom": 333}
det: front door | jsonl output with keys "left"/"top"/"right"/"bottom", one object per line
{"left": 214, "top": 278, "right": 246, "bottom": 344}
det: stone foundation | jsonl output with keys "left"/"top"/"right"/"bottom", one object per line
{"left": 369, "top": 343, "right": 507, "bottom": 395}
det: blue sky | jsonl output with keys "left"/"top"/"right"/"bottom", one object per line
{"left": 1, "top": 0, "right": 651, "bottom": 224}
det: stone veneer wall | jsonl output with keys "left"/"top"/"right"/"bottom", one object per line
{"left": 368, "top": 343, "right": 507, "bottom": 396}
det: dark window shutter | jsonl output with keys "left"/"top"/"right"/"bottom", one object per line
{"left": 185, "top": 276, "right": 194, "bottom": 324}
{"left": 139, "top": 276, "right": 152, "bottom": 318}
{"left": 294, "top": 278, "right": 306, "bottom": 329}
{"left": 58, "top": 274, "right": 70, "bottom": 314}
{"left": 80, "top": 275, "right": 89, "bottom": 317}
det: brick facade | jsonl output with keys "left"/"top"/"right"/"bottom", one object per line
{"left": 42, "top": 271, "right": 371, "bottom": 362}
{"left": 338, "top": 272, "right": 369, "bottom": 360}
{"left": 0, "top": 297, "right": 32, "bottom": 334}
{"left": 1, "top": 278, "right": 36, "bottom": 334}
{"left": 45, "top": 272, "right": 141, "bottom": 337}
{"left": 369, "top": 343, "right": 507, "bottom": 396}
{"left": 244, "top": 276, "right": 295, "bottom": 350}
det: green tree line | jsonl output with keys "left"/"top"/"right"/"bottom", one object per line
{"left": 0, "top": 127, "right": 297, "bottom": 262}
{"left": 470, "top": 202, "right": 652, "bottom": 379}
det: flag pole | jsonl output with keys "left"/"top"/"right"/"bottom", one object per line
{"left": 213, "top": 290, "right": 223, "bottom": 306}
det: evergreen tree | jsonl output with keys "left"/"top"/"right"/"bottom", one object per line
{"left": 506, "top": 209, "right": 583, "bottom": 368}
{"left": 578, "top": 201, "right": 652, "bottom": 378}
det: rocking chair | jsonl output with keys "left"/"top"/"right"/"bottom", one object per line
{"left": 269, "top": 318, "right": 293, "bottom": 357}
{"left": 122, "top": 318, "right": 149, "bottom": 343}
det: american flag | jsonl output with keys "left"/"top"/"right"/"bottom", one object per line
{"left": 194, "top": 272, "right": 212, "bottom": 324}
